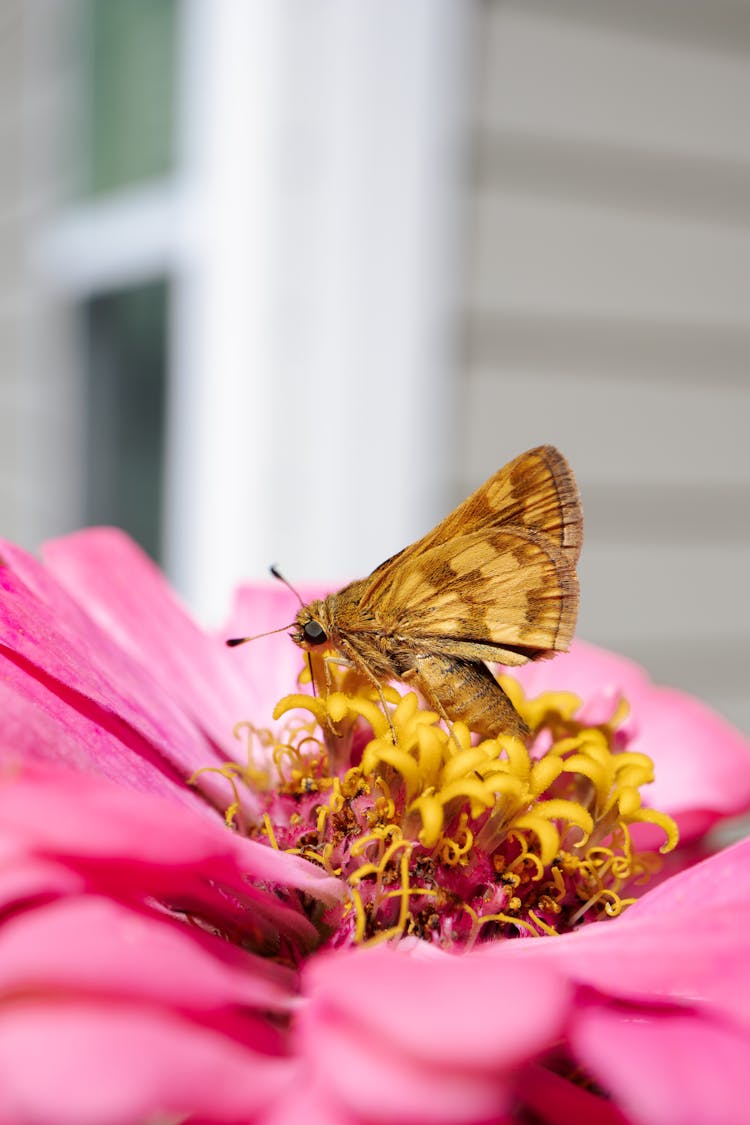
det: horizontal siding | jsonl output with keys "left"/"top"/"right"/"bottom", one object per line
{"left": 476, "top": 131, "right": 750, "bottom": 229}
{"left": 478, "top": 3, "right": 750, "bottom": 160}
{"left": 462, "top": 372, "right": 750, "bottom": 486}
{"left": 462, "top": 1, "right": 750, "bottom": 732}
{"left": 530, "top": 0, "right": 750, "bottom": 58}
{"left": 0, "top": 1, "right": 84, "bottom": 548}
{"left": 0, "top": 6, "right": 24, "bottom": 272}
{"left": 577, "top": 542, "right": 750, "bottom": 645}
{"left": 467, "top": 312, "right": 750, "bottom": 388}
{"left": 471, "top": 195, "right": 750, "bottom": 322}
{"left": 578, "top": 481, "right": 750, "bottom": 545}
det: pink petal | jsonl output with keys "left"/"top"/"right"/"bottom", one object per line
{"left": 305, "top": 944, "right": 568, "bottom": 1069}
{"left": 0, "top": 1001, "right": 294, "bottom": 1125}
{"left": 303, "top": 1013, "right": 511, "bottom": 1125}
{"left": 42, "top": 529, "right": 259, "bottom": 760}
{"left": 637, "top": 685, "right": 750, "bottom": 835}
{"left": 488, "top": 837, "right": 750, "bottom": 1033}
{"left": 625, "top": 832, "right": 750, "bottom": 920}
{"left": 572, "top": 1004, "right": 750, "bottom": 1125}
{"left": 0, "top": 655, "right": 206, "bottom": 810}
{"left": 0, "top": 542, "right": 231, "bottom": 803}
{"left": 0, "top": 896, "right": 295, "bottom": 1014}
{"left": 294, "top": 945, "right": 569, "bottom": 1124}
{"left": 260, "top": 1074, "right": 363, "bottom": 1125}
{"left": 1, "top": 766, "right": 343, "bottom": 945}
{"left": 512, "top": 640, "right": 650, "bottom": 713}
{"left": 0, "top": 856, "right": 86, "bottom": 910}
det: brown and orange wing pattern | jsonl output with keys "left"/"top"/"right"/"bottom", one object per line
{"left": 366, "top": 527, "right": 578, "bottom": 663}
{"left": 359, "top": 446, "right": 582, "bottom": 611}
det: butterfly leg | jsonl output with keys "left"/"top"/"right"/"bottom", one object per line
{"left": 333, "top": 638, "right": 398, "bottom": 745}
{"left": 400, "top": 664, "right": 465, "bottom": 750}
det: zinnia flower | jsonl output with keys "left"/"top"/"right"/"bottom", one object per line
{"left": 1, "top": 527, "right": 750, "bottom": 1125}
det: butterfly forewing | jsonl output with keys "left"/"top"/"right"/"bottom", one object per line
{"left": 367, "top": 527, "right": 578, "bottom": 657}
{"left": 358, "top": 446, "right": 581, "bottom": 610}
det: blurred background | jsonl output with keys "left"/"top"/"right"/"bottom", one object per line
{"left": 1, "top": 1, "right": 748, "bottom": 732}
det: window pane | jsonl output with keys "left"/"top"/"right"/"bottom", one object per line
{"left": 82, "top": 0, "right": 178, "bottom": 195}
{"left": 82, "top": 280, "right": 168, "bottom": 562}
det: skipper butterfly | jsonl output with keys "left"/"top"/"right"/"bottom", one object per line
{"left": 291, "top": 446, "right": 582, "bottom": 740}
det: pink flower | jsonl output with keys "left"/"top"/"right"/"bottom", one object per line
{"left": 1, "top": 527, "right": 749, "bottom": 1125}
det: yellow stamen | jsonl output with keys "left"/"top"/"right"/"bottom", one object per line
{"left": 527, "top": 909, "right": 559, "bottom": 937}
{"left": 262, "top": 814, "right": 279, "bottom": 849}
{"left": 350, "top": 885, "right": 367, "bottom": 943}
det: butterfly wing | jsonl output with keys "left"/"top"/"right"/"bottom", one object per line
{"left": 360, "top": 446, "right": 582, "bottom": 608}
{"left": 364, "top": 527, "right": 578, "bottom": 664}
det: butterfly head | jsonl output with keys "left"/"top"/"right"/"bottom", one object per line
{"left": 292, "top": 600, "right": 332, "bottom": 650}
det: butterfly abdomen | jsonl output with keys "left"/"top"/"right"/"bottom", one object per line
{"left": 404, "top": 653, "right": 530, "bottom": 742}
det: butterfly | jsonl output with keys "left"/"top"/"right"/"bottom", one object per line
{"left": 290, "top": 446, "right": 582, "bottom": 740}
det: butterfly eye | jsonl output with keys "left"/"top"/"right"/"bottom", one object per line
{"left": 303, "top": 620, "right": 327, "bottom": 645}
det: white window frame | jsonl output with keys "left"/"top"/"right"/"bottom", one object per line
{"left": 31, "top": 0, "right": 475, "bottom": 624}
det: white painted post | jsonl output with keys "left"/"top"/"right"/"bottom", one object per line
{"left": 168, "top": 0, "right": 475, "bottom": 624}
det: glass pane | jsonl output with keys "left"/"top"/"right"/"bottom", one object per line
{"left": 82, "top": 0, "right": 178, "bottom": 195}
{"left": 82, "top": 279, "right": 169, "bottom": 562}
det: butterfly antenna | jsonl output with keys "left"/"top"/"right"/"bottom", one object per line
{"left": 270, "top": 565, "right": 318, "bottom": 696}
{"left": 270, "top": 564, "right": 305, "bottom": 607}
{"left": 225, "top": 622, "right": 294, "bottom": 647}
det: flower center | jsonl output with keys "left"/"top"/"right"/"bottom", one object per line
{"left": 202, "top": 656, "right": 678, "bottom": 949}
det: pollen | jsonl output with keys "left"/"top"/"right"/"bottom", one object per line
{"left": 214, "top": 653, "right": 678, "bottom": 948}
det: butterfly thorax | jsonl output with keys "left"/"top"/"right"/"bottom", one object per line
{"left": 293, "top": 590, "right": 408, "bottom": 681}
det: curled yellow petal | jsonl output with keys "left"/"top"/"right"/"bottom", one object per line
{"left": 416, "top": 725, "right": 446, "bottom": 789}
{"left": 481, "top": 773, "right": 526, "bottom": 802}
{"left": 510, "top": 815, "right": 561, "bottom": 867}
{"left": 528, "top": 755, "right": 563, "bottom": 794}
{"left": 273, "top": 693, "right": 330, "bottom": 726}
{"left": 437, "top": 777, "right": 496, "bottom": 818}
{"left": 329, "top": 692, "right": 390, "bottom": 737}
{"left": 440, "top": 748, "right": 495, "bottom": 786}
{"left": 630, "top": 808, "right": 680, "bottom": 853}
{"left": 532, "top": 799, "right": 594, "bottom": 843}
{"left": 410, "top": 793, "right": 445, "bottom": 848}
{"left": 362, "top": 740, "right": 421, "bottom": 797}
